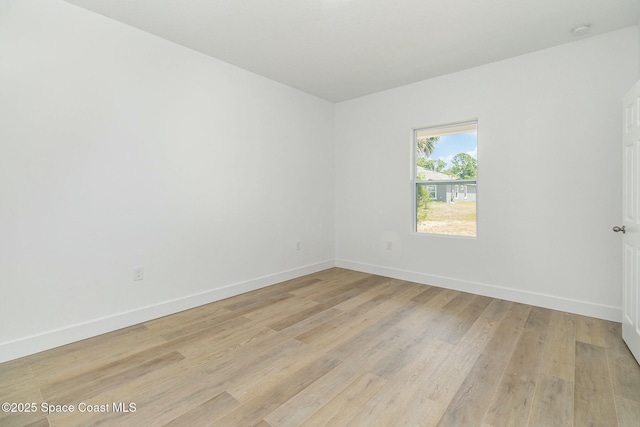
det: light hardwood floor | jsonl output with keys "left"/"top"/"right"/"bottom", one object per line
{"left": 2, "top": 268, "right": 639, "bottom": 426}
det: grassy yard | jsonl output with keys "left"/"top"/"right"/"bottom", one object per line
{"left": 417, "top": 201, "right": 476, "bottom": 236}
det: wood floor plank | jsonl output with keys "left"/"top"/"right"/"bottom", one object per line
{"left": 276, "top": 311, "right": 347, "bottom": 344}
{"left": 0, "top": 402, "right": 48, "bottom": 427}
{"left": 259, "top": 276, "right": 323, "bottom": 295}
{"left": 480, "top": 298, "right": 512, "bottom": 322}
{"left": 331, "top": 279, "right": 399, "bottom": 312}
{"left": 442, "top": 291, "right": 476, "bottom": 312}
{"left": 527, "top": 373, "right": 574, "bottom": 427}
{"left": 25, "top": 324, "right": 150, "bottom": 364}
{"left": 264, "top": 321, "right": 410, "bottom": 426}
{"left": 539, "top": 311, "right": 576, "bottom": 382}
{"left": 435, "top": 303, "right": 532, "bottom": 426}
{"left": 41, "top": 351, "right": 186, "bottom": 403}
{"left": 227, "top": 343, "right": 336, "bottom": 403}
{"left": 309, "top": 274, "right": 390, "bottom": 306}
{"left": 327, "top": 305, "right": 416, "bottom": 362}
{"left": 0, "top": 359, "right": 47, "bottom": 427}
{"left": 306, "top": 268, "right": 365, "bottom": 284}
{"left": 342, "top": 284, "right": 411, "bottom": 318}
{"left": 410, "top": 285, "right": 442, "bottom": 304}
{"left": 369, "top": 292, "right": 472, "bottom": 381}
{"left": 483, "top": 307, "right": 551, "bottom": 427}
{"left": 288, "top": 270, "right": 365, "bottom": 298}
{"left": 179, "top": 322, "right": 278, "bottom": 365}
{"left": 615, "top": 396, "right": 640, "bottom": 427}
{"left": 292, "top": 291, "right": 407, "bottom": 354}
{"left": 371, "top": 323, "right": 445, "bottom": 381}
{"left": 294, "top": 311, "right": 365, "bottom": 345}
{"left": 220, "top": 292, "right": 297, "bottom": 317}
{"left": 1, "top": 269, "right": 639, "bottom": 427}
{"left": 267, "top": 300, "right": 339, "bottom": 331}
{"left": 0, "top": 359, "right": 40, "bottom": 401}
{"left": 159, "top": 311, "right": 252, "bottom": 342}
{"left": 438, "top": 294, "right": 493, "bottom": 345}
{"left": 47, "top": 363, "right": 222, "bottom": 426}
{"left": 421, "top": 314, "right": 499, "bottom": 404}
{"left": 0, "top": 358, "right": 33, "bottom": 386}
{"left": 388, "top": 280, "right": 433, "bottom": 301}
{"left": 267, "top": 315, "right": 430, "bottom": 424}
{"left": 300, "top": 372, "right": 386, "bottom": 426}
{"left": 603, "top": 321, "right": 640, "bottom": 403}
{"left": 200, "top": 338, "right": 306, "bottom": 390}
{"left": 349, "top": 338, "right": 455, "bottom": 426}
{"left": 395, "top": 288, "right": 459, "bottom": 331}
{"left": 574, "top": 341, "right": 619, "bottom": 427}
{"left": 27, "top": 325, "right": 167, "bottom": 383}
{"left": 263, "top": 361, "right": 364, "bottom": 426}
{"left": 214, "top": 355, "right": 341, "bottom": 426}
{"left": 163, "top": 391, "right": 239, "bottom": 426}
{"left": 143, "top": 304, "right": 231, "bottom": 331}
{"left": 243, "top": 295, "right": 319, "bottom": 324}
{"left": 575, "top": 314, "right": 606, "bottom": 347}
{"left": 23, "top": 420, "right": 50, "bottom": 427}
{"left": 189, "top": 326, "right": 285, "bottom": 369}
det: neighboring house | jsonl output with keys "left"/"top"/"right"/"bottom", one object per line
{"left": 417, "top": 166, "right": 477, "bottom": 203}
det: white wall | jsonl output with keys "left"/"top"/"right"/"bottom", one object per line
{"left": 0, "top": 0, "right": 335, "bottom": 362}
{"left": 1, "top": 1, "right": 637, "bottom": 364}
{"left": 335, "top": 27, "right": 639, "bottom": 321}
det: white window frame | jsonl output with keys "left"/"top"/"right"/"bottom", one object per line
{"left": 413, "top": 119, "right": 478, "bottom": 237}
{"left": 427, "top": 185, "right": 437, "bottom": 199}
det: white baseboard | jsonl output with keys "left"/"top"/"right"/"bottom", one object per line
{"left": 0, "top": 260, "right": 335, "bottom": 364}
{"left": 2, "top": 259, "right": 622, "bottom": 364}
{"left": 335, "top": 259, "right": 622, "bottom": 322}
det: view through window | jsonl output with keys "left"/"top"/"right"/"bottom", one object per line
{"left": 415, "top": 121, "right": 477, "bottom": 237}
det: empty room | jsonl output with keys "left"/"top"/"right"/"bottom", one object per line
{"left": 2, "top": 0, "right": 640, "bottom": 426}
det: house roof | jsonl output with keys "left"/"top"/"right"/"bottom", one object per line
{"left": 416, "top": 166, "right": 455, "bottom": 181}
{"left": 416, "top": 166, "right": 478, "bottom": 184}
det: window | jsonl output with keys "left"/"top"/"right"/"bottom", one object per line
{"left": 427, "top": 185, "right": 437, "bottom": 199}
{"left": 414, "top": 120, "right": 477, "bottom": 237}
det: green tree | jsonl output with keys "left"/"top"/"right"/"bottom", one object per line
{"left": 416, "top": 184, "right": 431, "bottom": 221}
{"left": 416, "top": 158, "right": 429, "bottom": 169}
{"left": 416, "top": 136, "right": 439, "bottom": 159}
{"left": 424, "top": 159, "right": 447, "bottom": 173}
{"left": 416, "top": 136, "right": 442, "bottom": 222}
{"left": 450, "top": 153, "right": 477, "bottom": 179}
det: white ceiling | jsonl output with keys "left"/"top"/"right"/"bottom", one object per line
{"left": 64, "top": 0, "right": 640, "bottom": 103}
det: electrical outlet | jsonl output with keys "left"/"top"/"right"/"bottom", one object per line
{"left": 133, "top": 266, "right": 144, "bottom": 281}
{"left": 296, "top": 241, "right": 301, "bottom": 251}
{"left": 386, "top": 241, "right": 392, "bottom": 250}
